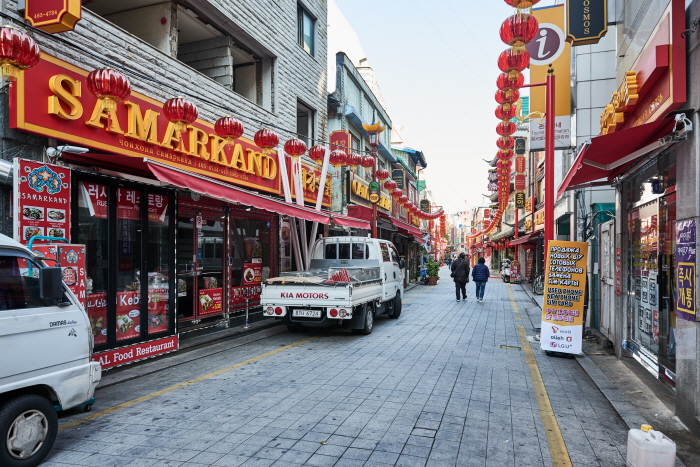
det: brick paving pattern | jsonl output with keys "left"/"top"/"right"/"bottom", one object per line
{"left": 44, "top": 268, "right": 630, "bottom": 466}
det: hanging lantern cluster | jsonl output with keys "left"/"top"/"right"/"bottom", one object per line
{"left": 472, "top": 0, "right": 539, "bottom": 240}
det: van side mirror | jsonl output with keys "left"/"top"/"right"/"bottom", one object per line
{"left": 40, "top": 267, "right": 64, "bottom": 302}
{"left": 399, "top": 258, "right": 405, "bottom": 269}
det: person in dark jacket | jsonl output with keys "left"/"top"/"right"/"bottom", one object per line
{"left": 451, "top": 252, "right": 470, "bottom": 302}
{"left": 471, "top": 257, "right": 490, "bottom": 302}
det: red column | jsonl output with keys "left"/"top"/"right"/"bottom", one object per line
{"left": 544, "top": 67, "right": 555, "bottom": 251}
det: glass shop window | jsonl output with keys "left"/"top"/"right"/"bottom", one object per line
{"left": 230, "top": 217, "right": 273, "bottom": 286}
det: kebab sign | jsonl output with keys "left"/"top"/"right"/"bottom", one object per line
{"left": 541, "top": 240, "right": 588, "bottom": 355}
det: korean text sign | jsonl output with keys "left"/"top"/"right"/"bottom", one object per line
{"left": 675, "top": 220, "right": 696, "bottom": 321}
{"left": 540, "top": 241, "right": 588, "bottom": 354}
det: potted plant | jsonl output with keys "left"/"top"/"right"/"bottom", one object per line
{"left": 426, "top": 261, "right": 440, "bottom": 285}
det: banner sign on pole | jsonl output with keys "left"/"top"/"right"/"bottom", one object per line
{"left": 566, "top": 0, "right": 608, "bottom": 46}
{"left": 541, "top": 240, "right": 588, "bottom": 354}
{"left": 675, "top": 220, "right": 696, "bottom": 321}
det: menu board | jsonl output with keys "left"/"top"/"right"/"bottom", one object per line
{"left": 540, "top": 241, "right": 588, "bottom": 355}
{"left": 87, "top": 293, "right": 108, "bottom": 346}
{"left": 14, "top": 158, "right": 71, "bottom": 244}
{"left": 147, "top": 289, "right": 168, "bottom": 333}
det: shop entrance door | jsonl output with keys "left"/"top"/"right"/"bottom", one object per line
{"left": 599, "top": 221, "right": 616, "bottom": 340}
{"left": 177, "top": 208, "right": 226, "bottom": 323}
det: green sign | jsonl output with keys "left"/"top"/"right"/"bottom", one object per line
{"left": 369, "top": 181, "right": 379, "bottom": 191}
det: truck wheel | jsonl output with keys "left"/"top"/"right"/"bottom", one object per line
{"left": 389, "top": 293, "right": 402, "bottom": 319}
{"left": 359, "top": 304, "right": 374, "bottom": 335}
{"left": 0, "top": 395, "right": 58, "bottom": 467}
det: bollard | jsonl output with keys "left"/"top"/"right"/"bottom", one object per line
{"left": 243, "top": 298, "right": 251, "bottom": 329}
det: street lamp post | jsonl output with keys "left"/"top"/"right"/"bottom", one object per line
{"left": 362, "top": 121, "right": 385, "bottom": 239}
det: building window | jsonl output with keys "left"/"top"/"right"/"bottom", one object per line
{"left": 297, "top": 101, "right": 315, "bottom": 146}
{"left": 297, "top": 5, "right": 315, "bottom": 56}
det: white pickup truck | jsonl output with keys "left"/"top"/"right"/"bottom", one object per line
{"left": 261, "top": 237, "right": 404, "bottom": 334}
{"left": 0, "top": 234, "right": 101, "bottom": 467}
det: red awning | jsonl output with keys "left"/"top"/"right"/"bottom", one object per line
{"left": 557, "top": 117, "right": 676, "bottom": 198}
{"left": 508, "top": 232, "right": 542, "bottom": 247}
{"left": 147, "top": 161, "right": 369, "bottom": 229}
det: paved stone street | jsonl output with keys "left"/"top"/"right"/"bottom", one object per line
{"left": 43, "top": 268, "right": 635, "bottom": 467}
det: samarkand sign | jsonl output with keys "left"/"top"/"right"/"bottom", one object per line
{"left": 11, "top": 53, "right": 282, "bottom": 195}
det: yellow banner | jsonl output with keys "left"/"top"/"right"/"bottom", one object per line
{"left": 541, "top": 240, "right": 588, "bottom": 354}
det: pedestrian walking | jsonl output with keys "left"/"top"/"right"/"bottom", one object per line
{"left": 446, "top": 256, "right": 453, "bottom": 268}
{"left": 471, "top": 257, "right": 490, "bottom": 302}
{"left": 451, "top": 252, "right": 470, "bottom": 302}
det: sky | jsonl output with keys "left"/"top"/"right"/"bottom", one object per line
{"left": 333, "top": 0, "right": 562, "bottom": 215}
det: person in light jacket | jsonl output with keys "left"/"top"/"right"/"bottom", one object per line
{"left": 451, "top": 252, "right": 470, "bottom": 302}
{"left": 471, "top": 257, "right": 490, "bottom": 302}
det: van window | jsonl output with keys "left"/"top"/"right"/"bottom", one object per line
{"left": 339, "top": 243, "right": 351, "bottom": 260}
{"left": 0, "top": 256, "right": 51, "bottom": 310}
{"left": 389, "top": 245, "right": 400, "bottom": 264}
{"left": 352, "top": 243, "right": 367, "bottom": 260}
{"left": 324, "top": 243, "right": 337, "bottom": 259}
{"left": 379, "top": 243, "right": 391, "bottom": 262}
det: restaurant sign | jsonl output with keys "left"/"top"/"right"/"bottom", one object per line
{"left": 566, "top": 0, "right": 607, "bottom": 46}
{"left": 349, "top": 174, "right": 391, "bottom": 212}
{"left": 420, "top": 199, "right": 431, "bottom": 212}
{"left": 24, "top": 0, "right": 82, "bottom": 33}
{"left": 288, "top": 160, "right": 331, "bottom": 207}
{"left": 391, "top": 169, "right": 405, "bottom": 190}
{"left": 11, "top": 53, "right": 282, "bottom": 195}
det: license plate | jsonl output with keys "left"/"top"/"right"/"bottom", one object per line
{"left": 292, "top": 309, "right": 321, "bottom": 318}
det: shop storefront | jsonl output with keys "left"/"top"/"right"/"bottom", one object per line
{"left": 623, "top": 150, "right": 677, "bottom": 383}
{"left": 7, "top": 52, "right": 368, "bottom": 368}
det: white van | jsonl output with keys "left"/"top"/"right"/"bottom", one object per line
{"left": 0, "top": 233, "right": 101, "bottom": 467}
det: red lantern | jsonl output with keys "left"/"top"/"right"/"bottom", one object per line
{"left": 214, "top": 116, "right": 244, "bottom": 144}
{"left": 496, "top": 106, "right": 516, "bottom": 121}
{"left": 163, "top": 97, "right": 198, "bottom": 132}
{"left": 391, "top": 188, "right": 403, "bottom": 199}
{"left": 496, "top": 121, "right": 517, "bottom": 136}
{"left": 345, "top": 153, "right": 360, "bottom": 170}
{"left": 497, "top": 159, "right": 512, "bottom": 169}
{"left": 500, "top": 14, "right": 539, "bottom": 49}
{"left": 254, "top": 128, "right": 279, "bottom": 155}
{"left": 384, "top": 179, "right": 397, "bottom": 190}
{"left": 375, "top": 168, "right": 390, "bottom": 181}
{"left": 399, "top": 195, "right": 408, "bottom": 204}
{"left": 360, "top": 155, "right": 374, "bottom": 168}
{"left": 495, "top": 88, "right": 520, "bottom": 104}
{"left": 496, "top": 72, "right": 524, "bottom": 91}
{"left": 0, "top": 27, "right": 40, "bottom": 79}
{"left": 284, "top": 138, "right": 307, "bottom": 161}
{"left": 329, "top": 150, "right": 348, "bottom": 168}
{"left": 503, "top": 0, "right": 540, "bottom": 8}
{"left": 498, "top": 149, "right": 514, "bottom": 160}
{"left": 86, "top": 68, "right": 131, "bottom": 112}
{"left": 498, "top": 48, "right": 530, "bottom": 80}
{"left": 497, "top": 136, "right": 514, "bottom": 149}
{"left": 308, "top": 145, "right": 326, "bottom": 166}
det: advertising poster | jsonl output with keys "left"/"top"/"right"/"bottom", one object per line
{"left": 116, "top": 290, "right": 141, "bottom": 341}
{"left": 541, "top": 240, "right": 588, "bottom": 354}
{"left": 198, "top": 288, "right": 223, "bottom": 315}
{"left": 675, "top": 219, "right": 696, "bottom": 321}
{"left": 14, "top": 158, "right": 71, "bottom": 244}
{"left": 32, "top": 243, "right": 87, "bottom": 309}
{"left": 147, "top": 289, "right": 168, "bottom": 333}
{"left": 87, "top": 293, "right": 108, "bottom": 346}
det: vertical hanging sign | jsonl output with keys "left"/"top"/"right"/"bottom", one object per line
{"left": 566, "top": 0, "right": 608, "bottom": 46}
{"left": 541, "top": 240, "right": 588, "bottom": 354}
{"left": 14, "top": 158, "right": 71, "bottom": 244}
{"left": 675, "top": 220, "right": 696, "bottom": 321}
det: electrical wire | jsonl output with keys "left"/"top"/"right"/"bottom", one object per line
{"left": 0, "top": 11, "right": 377, "bottom": 155}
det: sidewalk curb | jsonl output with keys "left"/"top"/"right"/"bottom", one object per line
{"left": 517, "top": 282, "right": 687, "bottom": 467}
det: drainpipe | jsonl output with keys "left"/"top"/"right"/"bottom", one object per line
{"left": 0, "top": 159, "right": 12, "bottom": 185}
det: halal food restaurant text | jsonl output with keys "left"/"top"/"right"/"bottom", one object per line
{"left": 11, "top": 53, "right": 281, "bottom": 194}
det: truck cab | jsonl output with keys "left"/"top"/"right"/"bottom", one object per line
{"left": 0, "top": 234, "right": 101, "bottom": 467}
